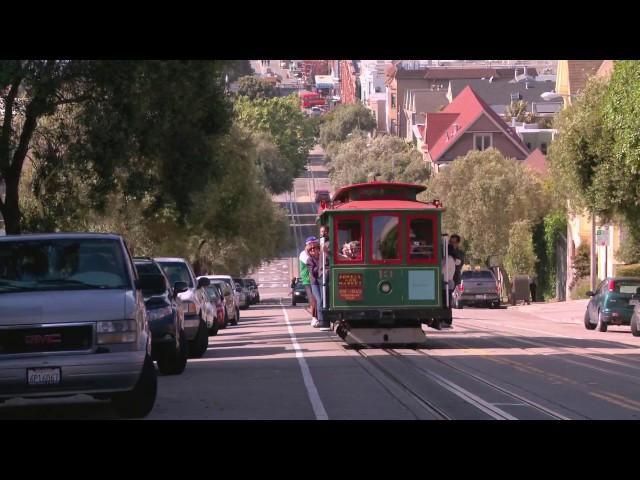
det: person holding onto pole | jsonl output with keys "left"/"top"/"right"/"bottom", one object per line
{"left": 299, "top": 238, "right": 318, "bottom": 326}
{"left": 307, "top": 240, "right": 330, "bottom": 331}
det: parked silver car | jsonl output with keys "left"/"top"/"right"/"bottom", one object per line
{"left": 0, "top": 233, "right": 157, "bottom": 418}
{"left": 155, "top": 258, "right": 210, "bottom": 358}
{"left": 452, "top": 269, "right": 501, "bottom": 309}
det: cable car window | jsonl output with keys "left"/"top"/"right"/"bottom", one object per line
{"left": 336, "top": 218, "right": 363, "bottom": 262}
{"left": 372, "top": 215, "right": 400, "bottom": 261}
{"left": 408, "top": 218, "right": 435, "bottom": 261}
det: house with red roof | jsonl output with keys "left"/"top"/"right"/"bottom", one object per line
{"left": 420, "top": 85, "right": 530, "bottom": 174}
{"left": 523, "top": 148, "right": 548, "bottom": 176}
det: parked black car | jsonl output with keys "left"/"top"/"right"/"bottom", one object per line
{"left": 244, "top": 278, "right": 260, "bottom": 305}
{"left": 134, "top": 258, "right": 189, "bottom": 375}
{"left": 292, "top": 279, "right": 308, "bottom": 306}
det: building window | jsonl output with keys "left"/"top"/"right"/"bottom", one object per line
{"left": 474, "top": 133, "right": 493, "bottom": 151}
{"left": 540, "top": 142, "right": 548, "bottom": 155}
{"left": 391, "top": 93, "right": 396, "bottom": 108}
{"left": 371, "top": 215, "right": 401, "bottom": 262}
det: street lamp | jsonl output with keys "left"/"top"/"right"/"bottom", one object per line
{"left": 542, "top": 90, "right": 598, "bottom": 291}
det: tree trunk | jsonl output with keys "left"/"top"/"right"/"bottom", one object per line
{"left": 1, "top": 172, "right": 21, "bottom": 235}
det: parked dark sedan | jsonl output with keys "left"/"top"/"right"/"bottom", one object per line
{"left": 134, "top": 258, "right": 188, "bottom": 375}
{"left": 292, "top": 279, "right": 308, "bottom": 306}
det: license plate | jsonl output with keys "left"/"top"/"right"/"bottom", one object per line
{"left": 27, "top": 367, "right": 61, "bottom": 386}
{"left": 476, "top": 294, "right": 485, "bottom": 299}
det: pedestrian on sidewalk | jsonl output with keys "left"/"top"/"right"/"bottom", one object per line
{"left": 307, "top": 240, "right": 330, "bottom": 331}
{"left": 299, "top": 238, "right": 318, "bottom": 325}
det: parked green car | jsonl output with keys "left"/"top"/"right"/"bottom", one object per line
{"left": 584, "top": 277, "right": 640, "bottom": 332}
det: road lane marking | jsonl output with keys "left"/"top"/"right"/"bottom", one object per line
{"left": 280, "top": 302, "right": 328, "bottom": 420}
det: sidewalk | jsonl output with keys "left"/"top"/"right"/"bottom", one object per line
{"left": 509, "top": 299, "right": 589, "bottom": 324}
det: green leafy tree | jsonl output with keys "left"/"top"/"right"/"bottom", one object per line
{"left": 319, "top": 103, "right": 377, "bottom": 149}
{"left": 0, "top": 60, "right": 232, "bottom": 234}
{"left": 504, "top": 100, "right": 529, "bottom": 123}
{"left": 236, "top": 75, "right": 277, "bottom": 100}
{"left": 234, "top": 94, "right": 315, "bottom": 190}
{"left": 504, "top": 220, "right": 538, "bottom": 279}
{"left": 548, "top": 77, "right": 614, "bottom": 216}
{"left": 326, "top": 132, "right": 428, "bottom": 188}
{"left": 426, "top": 148, "right": 549, "bottom": 265}
{"left": 572, "top": 243, "right": 591, "bottom": 286}
{"left": 602, "top": 60, "right": 640, "bottom": 239}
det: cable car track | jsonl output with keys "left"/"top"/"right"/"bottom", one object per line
{"left": 400, "top": 349, "right": 571, "bottom": 420}
{"left": 354, "top": 348, "right": 452, "bottom": 420}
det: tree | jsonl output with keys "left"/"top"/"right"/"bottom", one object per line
{"left": 0, "top": 60, "right": 232, "bottom": 234}
{"left": 602, "top": 60, "right": 640, "bottom": 238}
{"left": 223, "top": 60, "right": 254, "bottom": 82}
{"left": 425, "top": 148, "right": 549, "bottom": 265}
{"left": 504, "top": 100, "right": 530, "bottom": 123}
{"left": 236, "top": 75, "right": 277, "bottom": 100}
{"left": 504, "top": 220, "right": 538, "bottom": 279}
{"left": 234, "top": 94, "right": 315, "bottom": 191}
{"left": 548, "top": 77, "right": 614, "bottom": 216}
{"left": 326, "top": 132, "right": 428, "bottom": 188}
{"left": 319, "top": 103, "right": 377, "bottom": 149}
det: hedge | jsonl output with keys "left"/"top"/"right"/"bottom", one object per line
{"left": 615, "top": 263, "right": 640, "bottom": 277}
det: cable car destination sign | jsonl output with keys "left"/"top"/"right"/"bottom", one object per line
{"left": 338, "top": 273, "right": 364, "bottom": 301}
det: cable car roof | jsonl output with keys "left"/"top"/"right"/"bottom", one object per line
{"left": 332, "top": 181, "right": 428, "bottom": 203}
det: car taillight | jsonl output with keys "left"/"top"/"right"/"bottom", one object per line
{"left": 458, "top": 283, "right": 464, "bottom": 293}
{"left": 608, "top": 280, "right": 616, "bottom": 292}
{"left": 496, "top": 282, "right": 500, "bottom": 293}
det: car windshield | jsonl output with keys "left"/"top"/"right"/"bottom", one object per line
{"left": 135, "top": 262, "right": 162, "bottom": 276}
{"left": 157, "top": 261, "right": 194, "bottom": 288}
{"left": 205, "top": 286, "right": 220, "bottom": 301}
{"left": 0, "top": 238, "right": 129, "bottom": 293}
{"left": 462, "top": 271, "right": 495, "bottom": 280}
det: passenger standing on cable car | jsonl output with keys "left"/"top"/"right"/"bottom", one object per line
{"left": 441, "top": 245, "right": 457, "bottom": 329}
{"left": 300, "top": 237, "right": 318, "bottom": 326}
{"left": 449, "top": 234, "right": 465, "bottom": 288}
{"left": 307, "top": 241, "right": 330, "bottom": 331}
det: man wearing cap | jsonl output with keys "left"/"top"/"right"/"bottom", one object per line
{"left": 299, "top": 237, "right": 318, "bottom": 326}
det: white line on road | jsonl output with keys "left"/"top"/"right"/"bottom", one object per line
{"left": 280, "top": 302, "right": 328, "bottom": 420}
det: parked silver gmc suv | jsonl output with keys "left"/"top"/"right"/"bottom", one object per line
{"left": 0, "top": 233, "right": 157, "bottom": 418}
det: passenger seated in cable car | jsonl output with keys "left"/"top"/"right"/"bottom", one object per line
{"left": 340, "top": 241, "right": 361, "bottom": 260}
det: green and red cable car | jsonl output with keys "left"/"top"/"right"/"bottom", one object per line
{"left": 317, "top": 181, "right": 452, "bottom": 346}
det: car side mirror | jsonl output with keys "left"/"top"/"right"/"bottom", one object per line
{"left": 197, "top": 277, "right": 211, "bottom": 289}
{"left": 173, "top": 281, "right": 189, "bottom": 295}
{"left": 586, "top": 291, "right": 595, "bottom": 297}
{"left": 136, "top": 274, "right": 166, "bottom": 294}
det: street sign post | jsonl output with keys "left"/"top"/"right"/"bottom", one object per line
{"left": 596, "top": 227, "right": 609, "bottom": 247}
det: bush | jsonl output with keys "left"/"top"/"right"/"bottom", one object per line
{"left": 570, "top": 277, "right": 592, "bottom": 300}
{"left": 615, "top": 263, "right": 640, "bottom": 277}
{"left": 573, "top": 243, "right": 591, "bottom": 281}
{"left": 616, "top": 233, "right": 640, "bottom": 264}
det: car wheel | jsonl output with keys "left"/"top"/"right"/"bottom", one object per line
{"left": 596, "top": 311, "right": 608, "bottom": 332}
{"left": 221, "top": 312, "right": 229, "bottom": 329}
{"left": 231, "top": 308, "right": 239, "bottom": 326}
{"left": 111, "top": 354, "right": 157, "bottom": 418}
{"left": 584, "top": 310, "right": 596, "bottom": 330}
{"left": 188, "top": 319, "right": 209, "bottom": 358}
{"left": 157, "top": 329, "right": 188, "bottom": 375}
{"left": 632, "top": 314, "right": 640, "bottom": 337}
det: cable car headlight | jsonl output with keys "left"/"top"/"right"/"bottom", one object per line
{"left": 379, "top": 281, "right": 392, "bottom": 294}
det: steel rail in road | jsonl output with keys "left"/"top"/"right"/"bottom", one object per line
{"left": 452, "top": 318, "right": 640, "bottom": 389}
{"left": 405, "top": 349, "right": 571, "bottom": 420}
{"left": 355, "top": 348, "right": 452, "bottom": 420}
